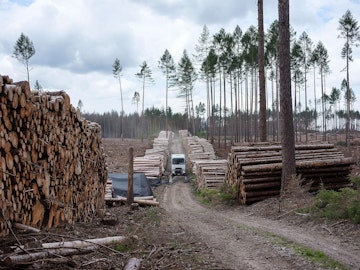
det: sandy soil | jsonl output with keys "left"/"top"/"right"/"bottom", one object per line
{"left": 159, "top": 136, "right": 360, "bottom": 269}
{"left": 160, "top": 181, "right": 360, "bottom": 269}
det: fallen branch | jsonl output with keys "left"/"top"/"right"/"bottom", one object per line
{"left": 3, "top": 246, "right": 94, "bottom": 266}
{"left": 294, "top": 212, "right": 310, "bottom": 217}
{"left": 4, "top": 236, "right": 127, "bottom": 266}
{"left": 13, "top": 223, "right": 41, "bottom": 233}
{"left": 106, "top": 197, "right": 159, "bottom": 206}
{"left": 321, "top": 225, "right": 332, "bottom": 234}
{"left": 124, "top": 257, "right": 142, "bottom": 270}
{"left": 14, "top": 235, "right": 126, "bottom": 252}
{"left": 81, "top": 258, "right": 109, "bottom": 267}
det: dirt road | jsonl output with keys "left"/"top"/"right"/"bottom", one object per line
{"left": 160, "top": 137, "right": 360, "bottom": 269}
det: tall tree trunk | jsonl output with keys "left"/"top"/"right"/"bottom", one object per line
{"left": 211, "top": 79, "right": 215, "bottom": 144}
{"left": 230, "top": 72, "right": 234, "bottom": 145}
{"left": 190, "top": 91, "right": 196, "bottom": 135}
{"left": 278, "top": 0, "right": 298, "bottom": 195}
{"left": 276, "top": 60, "right": 280, "bottom": 142}
{"left": 118, "top": 76, "right": 124, "bottom": 141}
{"left": 294, "top": 77, "right": 298, "bottom": 142}
{"left": 271, "top": 76, "right": 276, "bottom": 141}
{"left": 258, "top": 0, "right": 267, "bottom": 142}
{"left": 234, "top": 73, "right": 238, "bottom": 142}
{"left": 166, "top": 72, "right": 168, "bottom": 138}
{"left": 206, "top": 76, "right": 210, "bottom": 140}
{"left": 346, "top": 49, "right": 350, "bottom": 147}
{"left": 245, "top": 69, "right": 250, "bottom": 142}
{"left": 254, "top": 68, "right": 258, "bottom": 141}
{"left": 250, "top": 68, "right": 254, "bottom": 141}
{"left": 313, "top": 66, "right": 318, "bottom": 140}
{"left": 239, "top": 69, "right": 243, "bottom": 141}
{"left": 223, "top": 70, "right": 227, "bottom": 148}
{"left": 218, "top": 70, "right": 222, "bottom": 148}
{"left": 141, "top": 77, "right": 145, "bottom": 142}
{"left": 304, "top": 63, "right": 308, "bottom": 143}
{"left": 321, "top": 68, "right": 325, "bottom": 141}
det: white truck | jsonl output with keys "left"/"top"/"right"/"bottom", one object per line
{"left": 171, "top": 154, "right": 186, "bottom": 176}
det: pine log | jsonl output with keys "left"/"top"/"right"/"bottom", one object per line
{"left": 243, "top": 181, "right": 281, "bottom": 191}
{"left": 124, "top": 258, "right": 142, "bottom": 270}
{"left": 105, "top": 197, "right": 159, "bottom": 206}
{"left": 3, "top": 236, "right": 127, "bottom": 266}
{"left": 13, "top": 222, "right": 41, "bottom": 233}
{"left": 226, "top": 142, "right": 354, "bottom": 204}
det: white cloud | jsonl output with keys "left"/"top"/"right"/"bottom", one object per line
{"left": 0, "top": 0, "right": 359, "bottom": 115}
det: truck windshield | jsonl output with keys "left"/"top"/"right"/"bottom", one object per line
{"left": 172, "top": 158, "right": 184, "bottom": 165}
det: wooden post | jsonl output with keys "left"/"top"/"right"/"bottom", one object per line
{"left": 127, "top": 147, "right": 134, "bottom": 204}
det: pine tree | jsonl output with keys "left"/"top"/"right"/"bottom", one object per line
{"left": 159, "top": 49, "right": 176, "bottom": 138}
{"left": 177, "top": 50, "right": 197, "bottom": 134}
{"left": 338, "top": 10, "right": 360, "bottom": 147}
{"left": 13, "top": 33, "right": 35, "bottom": 86}
{"left": 278, "top": 0, "right": 299, "bottom": 198}
{"left": 298, "top": 31, "right": 313, "bottom": 142}
{"left": 258, "top": 0, "right": 267, "bottom": 142}
{"left": 135, "top": 61, "right": 154, "bottom": 141}
{"left": 112, "top": 58, "right": 124, "bottom": 139}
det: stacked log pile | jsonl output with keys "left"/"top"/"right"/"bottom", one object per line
{"left": 133, "top": 131, "right": 173, "bottom": 179}
{"left": 193, "top": 160, "right": 228, "bottom": 190}
{"left": 178, "top": 129, "right": 190, "bottom": 138}
{"left": 0, "top": 75, "right": 107, "bottom": 237}
{"left": 185, "top": 136, "right": 216, "bottom": 161}
{"left": 226, "top": 143, "right": 354, "bottom": 204}
{"left": 179, "top": 131, "right": 227, "bottom": 190}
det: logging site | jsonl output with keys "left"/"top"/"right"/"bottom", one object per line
{"left": 0, "top": 75, "right": 359, "bottom": 269}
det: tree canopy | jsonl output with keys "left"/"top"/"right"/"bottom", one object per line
{"left": 13, "top": 33, "right": 35, "bottom": 85}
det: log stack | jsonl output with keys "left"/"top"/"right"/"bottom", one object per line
{"left": 193, "top": 160, "right": 228, "bottom": 190}
{"left": 225, "top": 143, "right": 354, "bottom": 204}
{"left": 133, "top": 131, "right": 173, "bottom": 179}
{"left": 185, "top": 136, "right": 216, "bottom": 161}
{"left": 0, "top": 75, "right": 107, "bottom": 237}
{"left": 179, "top": 131, "right": 227, "bottom": 191}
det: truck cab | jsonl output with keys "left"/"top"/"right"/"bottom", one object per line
{"left": 171, "top": 154, "right": 186, "bottom": 176}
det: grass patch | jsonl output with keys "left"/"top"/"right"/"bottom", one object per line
{"left": 194, "top": 187, "right": 236, "bottom": 205}
{"left": 307, "top": 177, "right": 360, "bottom": 224}
{"left": 336, "top": 140, "right": 347, "bottom": 147}
{"left": 113, "top": 243, "right": 130, "bottom": 252}
{"left": 195, "top": 189, "right": 220, "bottom": 205}
{"left": 231, "top": 220, "right": 349, "bottom": 269}
{"left": 265, "top": 232, "right": 349, "bottom": 269}
{"left": 143, "top": 207, "right": 162, "bottom": 225}
{"left": 293, "top": 246, "right": 349, "bottom": 269}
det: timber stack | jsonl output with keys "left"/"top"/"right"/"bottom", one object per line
{"left": 179, "top": 130, "right": 227, "bottom": 190}
{"left": 193, "top": 159, "right": 228, "bottom": 190}
{"left": 0, "top": 75, "right": 107, "bottom": 237}
{"left": 225, "top": 142, "right": 354, "bottom": 204}
{"left": 134, "top": 131, "right": 173, "bottom": 179}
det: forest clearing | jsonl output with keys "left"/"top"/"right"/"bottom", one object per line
{"left": 1, "top": 131, "right": 359, "bottom": 269}
{"left": 1, "top": 1, "right": 360, "bottom": 268}
{"left": 0, "top": 74, "right": 359, "bottom": 269}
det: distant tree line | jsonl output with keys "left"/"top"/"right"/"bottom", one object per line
{"left": 81, "top": 102, "right": 360, "bottom": 141}
{"left": 81, "top": 107, "right": 205, "bottom": 139}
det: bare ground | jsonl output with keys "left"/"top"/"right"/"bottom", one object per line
{"left": 1, "top": 137, "right": 359, "bottom": 269}
{"left": 160, "top": 136, "right": 360, "bottom": 269}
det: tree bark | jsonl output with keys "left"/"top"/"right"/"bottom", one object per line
{"left": 127, "top": 147, "right": 134, "bottom": 204}
{"left": 258, "top": 0, "right": 267, "bottom": 142}
{"left": 278, "top": 0, "right": 298, "bottom": 195}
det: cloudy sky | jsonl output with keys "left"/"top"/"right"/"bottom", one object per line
{"left": 1, "top": 0, "right": 360, "bottom": 115}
